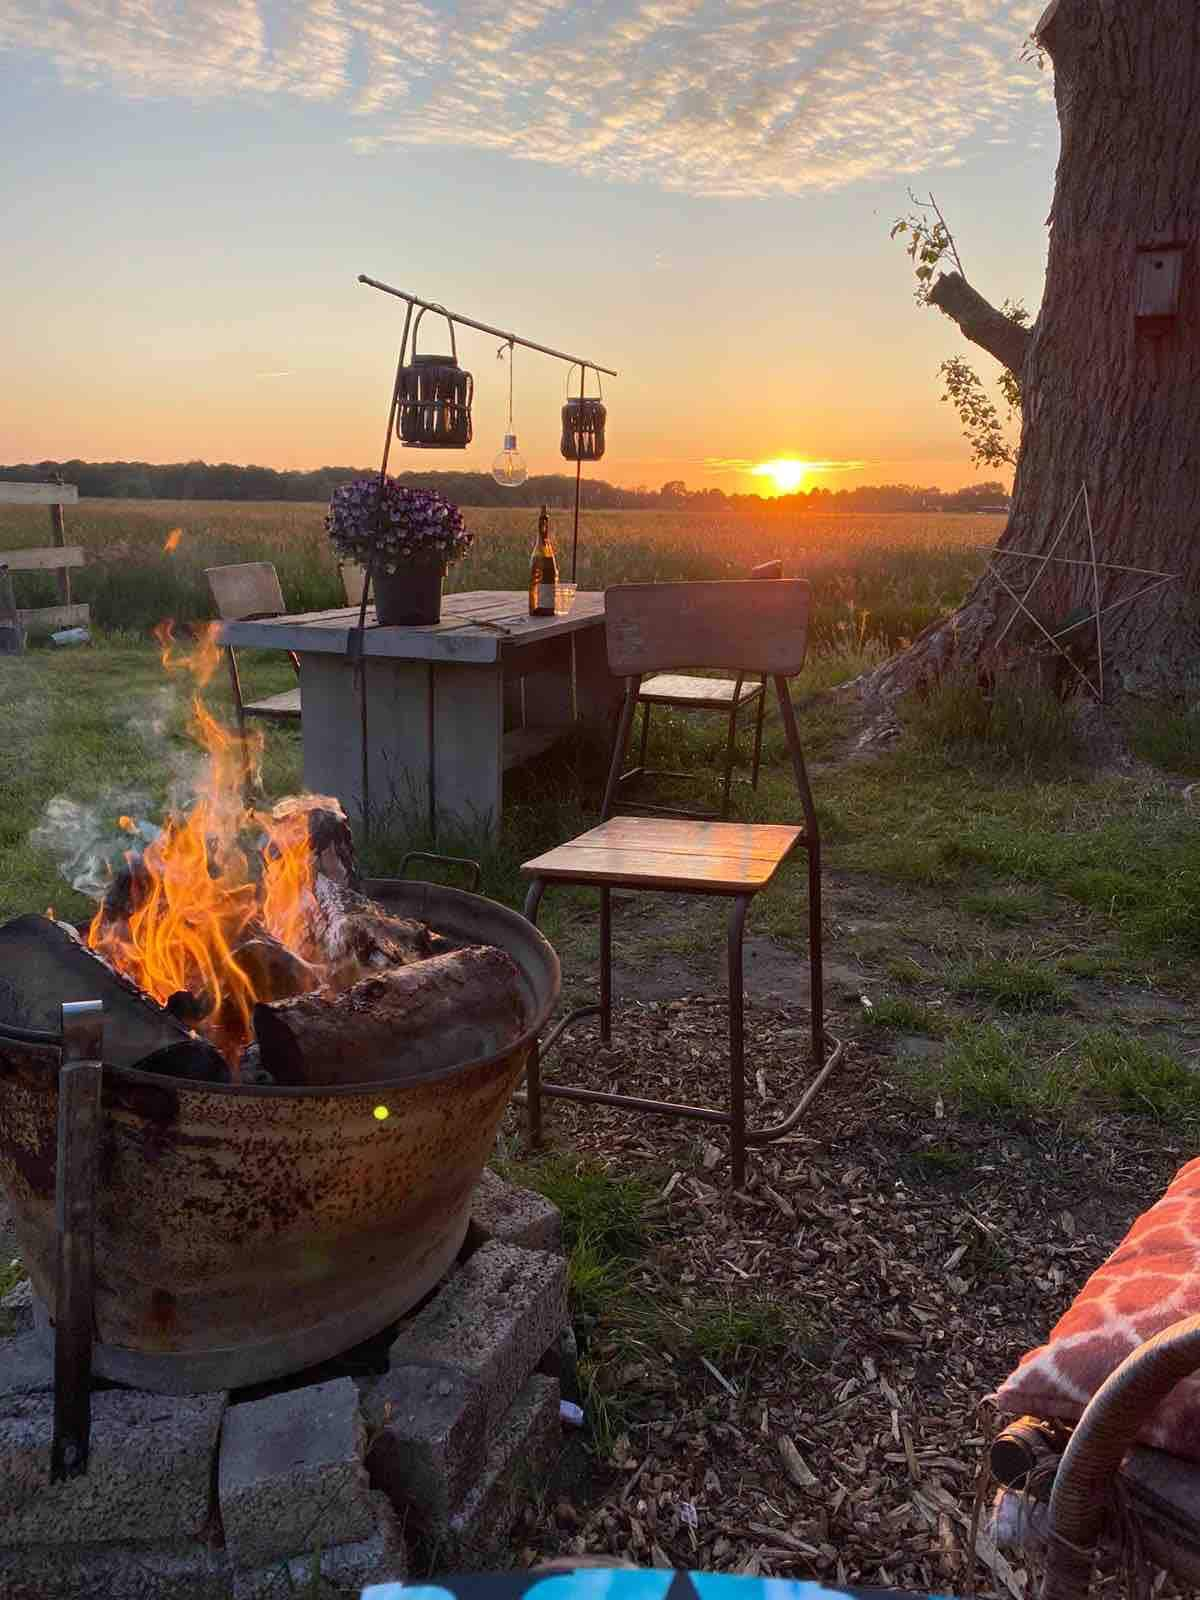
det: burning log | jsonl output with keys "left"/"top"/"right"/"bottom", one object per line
{"left": 231, "top": 935, "right": 321, "bottom": 1001}
{"left": 253, "top": 945, "right": 525, "bottom": 1088}
{"left": 309, "top": 877, "right": 452, "bottom": 980}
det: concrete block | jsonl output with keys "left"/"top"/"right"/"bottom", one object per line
{"left": 219, "top": 1376, "right": 381, "bottom": 1570}
{"left": 364, "top": 1362, "right": 485, "bottom": 1528}
{"left": 445, "top": 1373, "right": 562, "bottom": 1568}
{"left": 466, "top": 1169, "right": 563, "bottom": 1255}
{"left": 0, "top": 1539, "right": 231, "bottom": 1599}
{"left": 387, "top": 1242, "right": 567, "bottom": 1437}
{"left": 0, "top": 1389, "right": 225, "bottom": 1544}
{"left": 0, "top": 1331, "right": 53, "bottom": 1399}
{"left": 232, "top": 1527, "right": 406, "bottom": 1599}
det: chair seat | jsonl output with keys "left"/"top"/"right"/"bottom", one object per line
{"left": 638, "top": 673, "right": 763, "bottom": 710}
{"left": 521, "top": 816, "right": 804, "bottom": 893}
{"left": 244, "top": 687, "right": 301, "bottom": 721}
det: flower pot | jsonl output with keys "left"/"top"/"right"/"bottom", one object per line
{"left": 373, "top": 557, "right": 445, "bottom": 626}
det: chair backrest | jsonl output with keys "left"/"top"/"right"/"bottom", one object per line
{"left": 205, "top": 562, "right": 286, "bottom": 621}
{"left": 605, "top": 580, "right": 810, "bottom": 679}
{"left": 339, "top": 562, "right": 366, "bottom": 607}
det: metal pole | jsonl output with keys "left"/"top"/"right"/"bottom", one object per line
{"left": 358, "top": 275, "right": 618, "bottom": 378}
{"left": 570, "top": 364, "right": 584, "bottom": 583}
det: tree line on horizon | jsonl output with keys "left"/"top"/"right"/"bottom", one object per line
{"left": 0, "top": 460, "right": 1010, "bottom": 514}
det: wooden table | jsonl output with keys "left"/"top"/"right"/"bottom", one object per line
{"left": 217, "top": 590, "right": 619, "bottom": 838}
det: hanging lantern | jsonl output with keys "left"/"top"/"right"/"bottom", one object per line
{"left": 560, "top": 365, "right": 606, "bottom": 462}
{"left": 397, "top": 306, "right": 473, "bottom": 449}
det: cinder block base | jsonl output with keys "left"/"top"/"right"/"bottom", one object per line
{"left": 466, "top": 1169, "right": 563, "bottom": 1255}
{"left": 219, "top": 1377, "right": 383, "bottom": 1572}
{"left": 443, "top": 1373, "right": 562, "bottom": 1569}
{"left": 232, "top": 1526, "right": 406, "bottom": 1598}
{"left": 0, "top": 1390, "right": 226, "bottom": 1545}
{"left": 387, "top": 1243, "right": 567, "bottom": 1438}
{"left": 0, "top": 1539, "right": 231, "bottom": 1600}
{"left": 0, "top": 1331, "right": 53, "bottom": 1400}
{"left": 364, "top": 1363, "right": 485, "bottom": 1529}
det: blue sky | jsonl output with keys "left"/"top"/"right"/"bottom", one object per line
{"left": 2, "top": 0, "right": 1058, "bottom": 492}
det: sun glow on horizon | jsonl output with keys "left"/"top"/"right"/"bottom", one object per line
{"left": 751, "top": 458, "right": 811, "bottom": 495}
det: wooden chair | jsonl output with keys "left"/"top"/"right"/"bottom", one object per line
{"left": 520, "top": 579, "right": 843, "bottom": 1187}
{"left": 618, "top": 559, "right": 781, "bottom": 820}
{"left": 204, "top": 563, "right": 301, "bottom": 740}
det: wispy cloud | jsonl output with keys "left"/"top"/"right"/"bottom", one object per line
{"left": 1, "top": 1, "right": 1052, "bottom": 197}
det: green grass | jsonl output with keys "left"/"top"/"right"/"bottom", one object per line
{"left": 867, "top": 996, "right": 949, "bottom": 1035}
{"left": 903, "top": 1019, "right": 1200, "bottom": 1129}
{"left": 947, "top": 955, "right": 1068, "bottom": 1012}
{"left": 1130, "top": 702, "right": 1200, "bottom": 777}
{"left": 903, "top": 669, "right": 1082, "bottom": 775}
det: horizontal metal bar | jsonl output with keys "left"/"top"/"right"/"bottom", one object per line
{"left": 358, "top": 275, "right": 618, "bottom": 377}
{"left": 534, "top": 1080, "right": 733, "bottom": 1124}
{"left": 743, "top": 1033, "right": 845, "bottom": 1145}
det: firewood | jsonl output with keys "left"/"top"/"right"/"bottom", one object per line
{"left": 232, "top": 934, "right": 321, "bottom": 1001}
{"left": 267, "top": 796, "right": 358, "bottom": 888}
{"left": 308, "top": 876, "right": 451, "bottom": 978}
{"left": 252, "top": 945, "right": 524, "bottom": 1087}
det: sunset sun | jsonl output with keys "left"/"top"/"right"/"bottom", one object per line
{"left": 752, "top": 459, "right": 810, "bottom": 495}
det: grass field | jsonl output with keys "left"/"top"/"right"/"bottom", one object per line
{"left": 0, "top": 496, "right": 991, "bottom": 648}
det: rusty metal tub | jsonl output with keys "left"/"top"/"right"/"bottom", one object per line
{"left": 0, "top": 878, "right": 559, "bottom": 1393}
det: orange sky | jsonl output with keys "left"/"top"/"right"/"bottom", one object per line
{"left": 3, "top": 3, "right": 1054, "bottom": 495}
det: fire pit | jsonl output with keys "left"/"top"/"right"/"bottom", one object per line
{"left": 0, "top": 876, "right": 558, "bottom": 1394}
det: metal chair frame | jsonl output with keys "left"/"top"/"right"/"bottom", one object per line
{"left": 521, "top": 579, "right": 842, "bottom": 1188}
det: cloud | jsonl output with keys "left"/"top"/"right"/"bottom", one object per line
{"left": 1, "top": 0, "right": 1053, "bottom": 197}
{"left": 707, "top": 456, "right": 869, "bottom": 474}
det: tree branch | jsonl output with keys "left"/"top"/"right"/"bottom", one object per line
{"left": 928, "top": 272, "right": 1033, "bottom": 376}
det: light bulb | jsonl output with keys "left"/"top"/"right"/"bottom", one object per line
{"left": 491, "top": 433, "right": 528, "bottom": 487}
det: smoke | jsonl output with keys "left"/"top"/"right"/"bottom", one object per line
{"left": 30, "top": 794, "right": 160, "bottom": 902}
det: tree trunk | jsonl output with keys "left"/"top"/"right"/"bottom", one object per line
{"left": 865, "top": 0, "right": 1200, "bottom": 704}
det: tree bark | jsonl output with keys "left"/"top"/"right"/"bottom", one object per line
{"left": 928, "top": 273, "right": 1032, "bottom": 376}
{"left": 865, "top": 0, "right": 1200, "bottom": 704}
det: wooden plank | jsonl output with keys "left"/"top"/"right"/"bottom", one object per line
{"left": 0, "top": 482, "right": 79, "bottom": 506}
{"left": 433, "top": 662, "right": 503, "bottom": 836}
{"left": 0, "top": 564, "right": 25, "bottom": 655}
{"left": 244, "top": 687, "right": 302, "bottom": 720}
{"left": 580, "top": 818, "right": 804, "bottom": 858}
{"left": 605, "top": 581, "right": 809, "bottom": 677}
{"left": 219, "top": 590, "right": 606, "bottom": 664}
{"left": 0, "top": 546, "right": 85, "bottom": 572}
{"left": 639, "top": 672, "right": 761, "bottom": 708}
{"left": 299, "top": 654, "right": 433, "bottom": 828}
{"left": 205, "top": 562, "right": 286, "bottom": 621}
{"left": 519, "top": 841, "right": 797, "bottom": 892}
{"left": 18, "top": 602, "right": 89, "bottom": 632}
{"left": 52, "top": 1000, "right": 104, "bottom": 1483}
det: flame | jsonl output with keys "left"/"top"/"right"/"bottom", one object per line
{"left": 163, "top": 528, "right": 183, "bottom": 553}
{"left": 117, "top": 815, "right": 137, "bottom": 833}
{"left": 87, "top": 624, "right": 328, "bottom": 1067}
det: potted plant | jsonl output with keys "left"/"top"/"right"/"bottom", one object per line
{"left": 326, "top": 477, "right": 473, "bottom": 626}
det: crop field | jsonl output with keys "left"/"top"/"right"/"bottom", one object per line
{"left": 0, "top": 497, "right": 995, "bottom": 647}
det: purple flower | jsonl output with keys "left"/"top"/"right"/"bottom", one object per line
{"left": 326, "top": 479, "right": 473, "bottom": 575}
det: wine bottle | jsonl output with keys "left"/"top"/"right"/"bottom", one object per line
{"left": 528, "top": 506, "right": 558, "bottom": 617}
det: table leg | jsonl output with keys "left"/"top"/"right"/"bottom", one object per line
{"left": 522, "top": 634, "right": 574, "bottom": 731}
{"left": 573, "top": 623, "right": 622, "bottom": 730}
{"left": 432, "top": 660, "right": 504, "bottom": 839}
{"left": 298, "top": 655, "right": 432, "bottom": 829}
